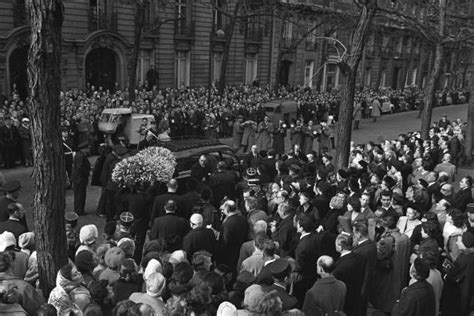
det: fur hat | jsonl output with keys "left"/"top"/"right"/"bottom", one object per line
{"left": 330, "top": 195, "right": 346, "bottom": 210}
{"left": 79, "top": 224, "right": 98, "bottom": 245}
{"left": 117, "top": 238, "right": 135, "bottom": 258}
{"left": 75, "top": 250, "right": 97, "bottom": 272}
{"left": 104, "top": 247, "right": 125, "bottom": 270}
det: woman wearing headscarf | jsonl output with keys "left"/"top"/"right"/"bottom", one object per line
{"left": 48, "top": 263, "right": 91, "bottom": 314}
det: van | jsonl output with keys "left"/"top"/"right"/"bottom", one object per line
{"left": 263, "top": 100, "right": 298, "bottom": 125}
{"left": 98, "top": 108, "right": 155, "bottom": 145}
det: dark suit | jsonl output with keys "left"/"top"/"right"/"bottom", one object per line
{"left": 190, "top": 162, "right": 212, "bottom": 184}
{"left": 259, "top": 158, "right": 277, "bottom": 184}
{"left": 393, "top": 280, "right": 436, "bottom": 316}
{"left": 72, "top": 150, "right": 90, "bottom": 215}
{"left": 0, "top": 197, "right": 27, "bottom": 229}
{"left": 0, "top": 219, "right": 27, "bottom": 240}
{"left": 453, "top": 188, "right": 472, "bottom": 212}
{"left": 0, "top": 125, "right": 19, "bottom": 168}
{"left": 313, "top": 194, "right": 331, "bottom": 219}
{"left": 268, "top": 283, "right": 298, "bottom": 311}
{"left": 242, "top": 152, "right": 260, "bottom": 171}
{"left": 182, "top": 227, "right": 217, "bottom": 261}
{"left": 271, "top": 215, "right": 297, "bottom": 258}
{"left": 150, "top": 213, "right": 189, "bottom": 249}
{"left": 333, "top": 251, "right": 366, "bottom": 316}
{"left": 303, "top": 276, "right": 346, "bottom": 316}
{"left": 100, "top": 153, "right": 121, "bottom": 221}
{"left": 209, "top": 170, "right": 238, "bottom": 206}
{"left": 151, "top": 192, "right": 185, "bottom": 221}
{"left": 352, "top": 239, "right": 377, "bottom": 315}
{"left": 293, "top": 233, "right": 320, "bottom": 304}
{"left": 220, "top": 213, "right": 249, "bottom": 273}
{"left": 180, "top": 190, "right": 201, "bottom": 219}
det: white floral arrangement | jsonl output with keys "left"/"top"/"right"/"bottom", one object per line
{"left": 112, "top": 146, "right": 177, "bottom": 189}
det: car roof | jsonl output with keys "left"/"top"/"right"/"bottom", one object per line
{"left": 154, "top": 138, "right": 235, "bottom": 159}
{"left": 102, "top": 108, "right": 132, "bottom": 115}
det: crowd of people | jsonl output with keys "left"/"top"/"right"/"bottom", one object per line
{"left": 0, "top": 83, "right": 469, "bottom": 169}
{"left": 0, "top": 82, "right": 472, "bottom": 314}
{"left": 0, "top": 82, "right": 472, "bottom": 316}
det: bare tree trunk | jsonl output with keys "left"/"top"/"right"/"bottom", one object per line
{"left": 26, "top": 0, "right": 67, "bottom": 296}
{"left": 465, "top": 83, "right": 474, "bottom": 165}
{"left": 334, "top": 1, "right": 377, "bottom": 169}
{"left": 128, "top": 0, "right": 146, "bottom": 102}
{"left": 218, "top": 0, "right": 241, "bottom": 95}
{"left": 335, "top": 69, "right": 356, "bottom": 169}
{"left": 420, "top": 42, "right": 444, "bottom": 139}
{"left": 420, "top": 0, "right": 446, "bottom": 139}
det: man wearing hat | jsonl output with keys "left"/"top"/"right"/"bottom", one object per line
{"left": 0, "top": 117, "right": 20, "bottom": 169}
{"left": 72, "top": 141, "right": 91, "bottom": 216}
{"left": 0, "top": 180, "right": 27, "bottom": 229}
{"left": 18, "top": 118, "right": 32, "bottom": 167}
{"left": 114, "top": 211, "right": 135, "bottom": 241}
{"left": 266, "top": 258, "right": 298, "bottom": 311}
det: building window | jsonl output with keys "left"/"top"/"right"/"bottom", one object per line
{"left": 176, "top": 0, "right": 188, "bottom": 32}
{"left": 304, "top": 60, "right": 314, "bottom": 88}
{"left": 396, "top": 37, "right": 403, "bottom": 55}
{"left": 411, "top": 67, "right": 418, "bottom": 86}
{"left": 368, "top": 35, "right": 375, "bottom": 54}
{"left": 137, "top": 50, "right": 153, "bottom": 86}
{"left": 245, "top": 53, "right": 258, "bottom": 85}
{"left": 282, "top": 21, "right": 293, "bottom": 46}
{"left": 212, "top": 52, "right": 223, "bottom": 83}
{"left": 380, "top": 69, "right": 386, "bottom": 87}
{"left": 175, "top": 50, "right": 190, "bottom": 87}
{"left": 365, "top": 68, "right": 372, "bottom": 87}
{"left": 213, "top": 0, "right": 223, "bottom": 30}
{"left": 305, "top": 22, "right": 316, "bottom": 48}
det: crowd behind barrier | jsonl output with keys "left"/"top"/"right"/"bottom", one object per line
{"left": 0, "top": 83, "right": 472, "bottom": 315}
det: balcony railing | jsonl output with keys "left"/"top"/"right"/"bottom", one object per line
{"left": 175, "top": 20, "right": 196, "bottom": 39}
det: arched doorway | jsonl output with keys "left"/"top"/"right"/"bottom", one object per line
{"left": 9, "top": 46, "right": 28, "bottom": 100}
{"left": 85, "top": 48, "right": 116, "bottom": 91}
{"left": 279, "top": 60, "right": 292, "bottom": 86}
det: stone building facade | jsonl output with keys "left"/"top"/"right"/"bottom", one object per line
{"left": 0, "top": 0, "right": 472, "bottom": 99}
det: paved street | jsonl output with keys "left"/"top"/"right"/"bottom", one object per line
{"left": 3, "top": 103, "right": 471, "bottom": 229}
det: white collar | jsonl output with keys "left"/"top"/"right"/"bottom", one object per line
{"left": 300, "top": 232, "right": 310, "bottom": 240}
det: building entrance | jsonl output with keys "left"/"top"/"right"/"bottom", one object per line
{"left": 9, "top": 46, "right": 28, "bottom": 100}
{"left": 85, "top": 48, "right": 116, "bottom": 91}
